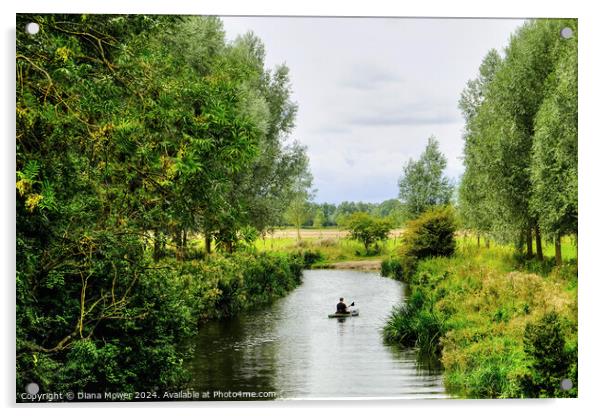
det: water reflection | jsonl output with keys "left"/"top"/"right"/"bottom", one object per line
{"left": 189, "top": 269, "right": 447, "bottom": 399}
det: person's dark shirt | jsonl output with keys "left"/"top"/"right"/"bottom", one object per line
{"left": 336, "top": 301, "right": 348, "bottom": 313}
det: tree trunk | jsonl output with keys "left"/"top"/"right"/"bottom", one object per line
{"left": 526, "top": 227, "right": 533, "bottom": 259}
{"left": 555, "top": 235, "right": 562, "bottom": 266}
{"left": 182, "top": 229, "right": 187, "bottom": 260}
{"left": 477, "top": 234, "right": 480, "bottom": 249}
{"left": 204, "top": 234, "right": 212, "bottom": 254}
{"left": 175, "top": 229, "right": 183, "bottom": 261}
{"left": 296, "top": 222, "right": 301, "bottom": 241}
{"left": 153, "top": 229, "right": 164, "bottom": 261}
{"left": 485, "top": 238, "right": 490, "bottom": 249}
{"left": 535, "top": 225, "right": 543, "bottom": 261}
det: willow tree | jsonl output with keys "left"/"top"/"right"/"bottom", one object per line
{"left": 285, "top": 163, "right": 314, "bottom": 241}
{"left": 458, "top": 49, "right": 502, "bottom": 247}
{"left": 530, "top": 21, "right": 578, "bottom": 265}
{"left": 16, "top": 13, "right": 309, "bottom": 392}
{"left": 461, "top": 19, "right": 577, "bottom": 259}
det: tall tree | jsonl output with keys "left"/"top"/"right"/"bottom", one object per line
{"left": 530, "top": 21, "right": 578, "bottom": 264}
{"left": 285, "top": 164, "right": 314, "bottom": 240}
{"left": 460, "top": 19, "right": 577, "bottom": 259}
{"left": 458, "top": 49, "right": 502, "bottom": 246}
{"left": 398, "top": 136, "right": 453, "bottom": 218}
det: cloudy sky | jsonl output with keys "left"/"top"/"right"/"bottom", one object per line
{"left": 221, "top": 17, "right": 525, "bottom": 204}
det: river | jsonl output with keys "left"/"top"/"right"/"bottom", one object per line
{"left": 188, "top": 269, "right": 447, "bottom": 399}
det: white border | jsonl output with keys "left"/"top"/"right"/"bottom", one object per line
{"left": 3, "top": 1, "right": 600, "bottom": 415}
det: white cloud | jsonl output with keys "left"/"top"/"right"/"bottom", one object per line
{"left": 221, "top": 16, "right": 525, "bottom": 203}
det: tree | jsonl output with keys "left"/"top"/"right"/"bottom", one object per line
{"left": 459, "top": 19, "right": 577, "bottom": 262}
{"left": 344, "top": 212, "right": 393, "bottom": 254}
{"left": 15, "top": 13, "right": 310, "bottom": 393}
{"left": 285, "top": 166, "right": 315, "bottom": 240}
{"left": 398, "top": 136, "right": 453, "bottom": 218}
{"left": 373, "top": 198, "right": 406, "bottom": 226}
{"left": 530, "top": 21, "right": 577, "bottom": 265}
{"left": 313, "top": 209, "right": 326, "bottom": 228}
{"left": 403, "top": 206, "right": 457, "bottom": 259}
{"left": 458, "top": 49, "right": 502, "bottom": 247}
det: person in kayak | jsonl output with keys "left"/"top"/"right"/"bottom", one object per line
{"left": 336, "top": 298, "right": 350, "bottom": 314}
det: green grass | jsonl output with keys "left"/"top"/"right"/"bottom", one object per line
{"left": 253, "top": 229, "right": 404, "bottom": 265}
{"left": 382, "top": 235, "right": 578, "bottom": 398}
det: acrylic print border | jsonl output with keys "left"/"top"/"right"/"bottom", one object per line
{"left": 14, "top": 12, "right": 578, "bottom": 403}
{"left": 8, "top": 0, "right": 597, "bottom": 414}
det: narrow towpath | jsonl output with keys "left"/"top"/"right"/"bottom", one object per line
{"left": 327, "top": 260, "right": 382, "bottom": 271}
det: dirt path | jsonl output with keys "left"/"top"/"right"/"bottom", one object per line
{"left": 327, "top": 260, "right": 382, "bottom": 271}
{"left": 269, "top": 228, "right": 404, "bottom": 239}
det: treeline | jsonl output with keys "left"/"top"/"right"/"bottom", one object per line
{"left": 16, "top": 14, "right": 309, "bottom": 395}
{"left": 458, "top": 19, "right": 577, "bottom": 264}
{"left": 284, "top": 199, "right": 407, "bottom": 228}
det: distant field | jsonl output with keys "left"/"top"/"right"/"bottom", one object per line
{"left": 267, "top": 227, "right": 405, "bottom": 239}
{"left": 253, "top": 228, "right": 577, "bottom": 266}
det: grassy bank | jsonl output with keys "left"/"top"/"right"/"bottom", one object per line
{"left": 382, "top": 237, "right": 578, "bottom": 398}
{"left": 253, "top": 227, "right": 403, "bottom": 266}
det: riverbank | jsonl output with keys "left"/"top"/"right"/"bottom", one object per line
{"left": 314, "top": 260, "right": 382, "bottom": 271}
{"left": 17, "top": 250, "right": 304, "bottom": 398}
{"left": 254, "top": 227, "right": 399, "bottom": 268}
{"left": 382, "top": 237, "right": 578, "bottom": 398}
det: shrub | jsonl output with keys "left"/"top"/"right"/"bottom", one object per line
{"left": 344, "top": 212, "right": 393, "bottom": 254}
{"left": 16, "top": 251, "right": 304, "bottom": 398}
{"left": 317, "top": 238, "right": 337, "bottom": 247}
{"left": 300, "top": 250, "right": 324, "bottom": 267}
{"left": 403, "top": 205, "right": 457, "bottom": 259}
{"left": 520, "top": 311, "right": 576, "bottom": 397}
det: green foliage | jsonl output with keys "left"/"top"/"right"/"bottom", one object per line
{"left": 458, "top": 49, "right": 502, "bottom": 238}
{"left": 383, "top": 236, "right": 577, "bottom": 398}
{"left": 403, "top": 206, "right": 457, "bottom": 260}
{"left": 343, "top": 212, "right": 393, "bottom": 254}
{"left": 520, "top": 312, "right": 577, "bottom": 397}
{"left": 530, "top": 24, "right": 578, "bottom": 240}
{"left": 458, "top": 19, "right": 578, "bottom": 257}
{"left": 312, "top": 209, "right": 326, "bottom": 228}
{"left": 16, "top": 13, "right": 308, "bottom": 399}
{"left": 299, "top": 250, "right": 324, "bottom": 268}
{"left": 380, "top": 255, "right": 417, "bottom": 281}
{"left": 398, "top": 136, "right": 453, "bottom": 218}
{"left": 285, "top": 168, "right": 315, "bottom": 239}
{"left": 16, "top": 250, "right": 303, "bottom": 396}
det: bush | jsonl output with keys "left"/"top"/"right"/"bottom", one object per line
{"left": 520, "top": 311, "right": 576, "bottom": 397}
{"left": 299, "top": 250, "right": 324, "bottom": 267}
{"left": 317, "top": 238, "right": 337, "bottom": 247}
{"left": 16, "top": 251, "right": 304, "bottom": 399}
{"left": 403, "top": 205, "right": 457, "bottom": 259}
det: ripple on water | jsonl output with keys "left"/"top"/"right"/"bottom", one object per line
{"left": 189, "top": 269, "right": 448, "bottom": 399}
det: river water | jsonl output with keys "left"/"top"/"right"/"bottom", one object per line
{"left": 188, "top": 269, "right": 447, "bottom": 399}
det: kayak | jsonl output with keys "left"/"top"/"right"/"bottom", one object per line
{"left": 328, "top": 309, "right": 359, "bottom": 318}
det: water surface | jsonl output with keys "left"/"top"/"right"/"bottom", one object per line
{"left": 189, "top": 269, "right": 447, "bottom": 399}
